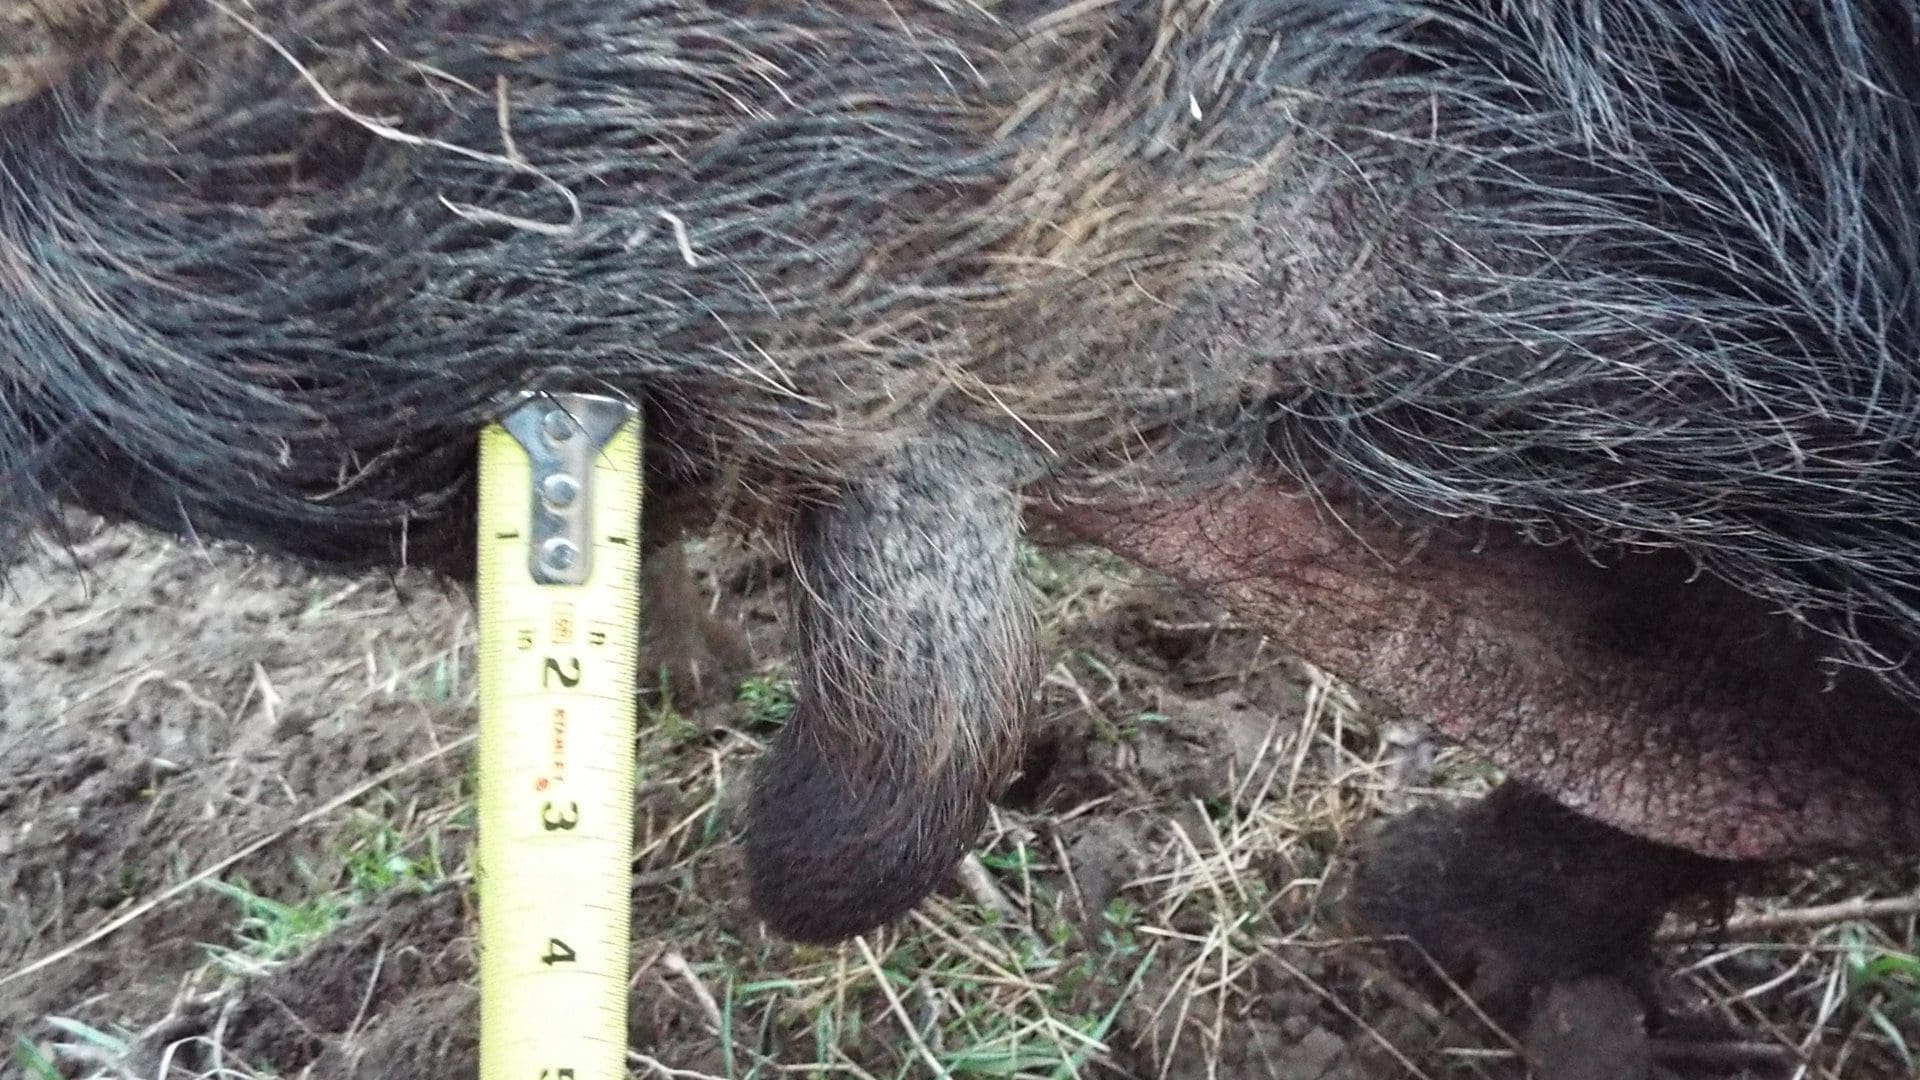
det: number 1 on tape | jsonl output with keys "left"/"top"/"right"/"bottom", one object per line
{"left": 475, "top": 393, "right": 642, "bottom": 1080}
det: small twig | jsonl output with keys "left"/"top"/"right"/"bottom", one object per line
{"left": 0, "top": 736, "right": 474, "bottom": 989}
{"left": 628, "top": 1052, "right": 727, "bottom": 1080}
{"left": 208, "top": 995, "right": 239, "bottom": 1078}
{"left": 955, "top": 853, "right": 1023, "bottom": 927}
{"left": 854, "top": 937, "right": 951, "bottom": 1078}
{"left": 1147, "top": 619, "right": 1251, "bottom": 635}
{"left": 1377, "top": 721, "right": 1436, "bottom": 816}
{"left": 1659, "top": 892, "right": 1920, "bottom": 942}
{"left": 200, "top": 0, "right": 579, "bottom": 235}
{"left": 1268, "top": 953, "right": 1435, "bottom": 1080}
{"left": 1438, "top": 1030, "right": 1798, "bottom": 1072}
{"left": 660, "top": 951, "right": 726, "bottom": 1037}
{"left": 623, "top": 211, "right": 702, "bottom": 267}
{"left": 633, "top": 866, "right": 688, "bottom": 888}
{"left": 45, "top": 1043, "right": 139, "bottom": 1080}
{"left": 343, "top": 941, "right": 390, "bottom": 1043}
{"left": 1332, "top": 952, "right": 1484, "bottom": 1051}
{"left": 1646, "top": 1038, "right": 1800, "bottom": 1070}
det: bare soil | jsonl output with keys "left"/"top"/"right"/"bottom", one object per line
{"left": 3, "top": 514, "right": 1916, "bottom": 1079}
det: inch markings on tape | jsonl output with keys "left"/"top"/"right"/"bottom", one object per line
{"left": 475, "top": 392, "right": 642, "bottom": 1080}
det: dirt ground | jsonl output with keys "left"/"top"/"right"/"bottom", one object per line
{"left": 3, "top": 513, "right": 1918, "bottom": 1079}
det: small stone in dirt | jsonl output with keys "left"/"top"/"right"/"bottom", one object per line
{"left": 1280, "top": 1026, "right": 1348, "bottom": 1080}
{"left": 1062, "top": 817, "right": 1141, "bottom": 929}
{"left": 322, "top": 982, "right": 478, "bottom": 1079}
{"left": 1524, "top": 976, "right": 1653, "bottom": 1080}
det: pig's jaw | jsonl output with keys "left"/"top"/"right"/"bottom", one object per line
{"left": 1039, "top": 478, "right": 1920, "bottom": 864}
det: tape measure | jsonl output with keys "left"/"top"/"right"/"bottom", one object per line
{"left": 475, "top": 392, "right": 643, "bottom": 1080}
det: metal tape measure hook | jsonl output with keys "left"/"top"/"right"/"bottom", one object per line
{"left": 497, "top": 392, "right": 639, "bottom": 585}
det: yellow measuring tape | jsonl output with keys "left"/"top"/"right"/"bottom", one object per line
{"left": 475, "top": 393, "right": 642, "bottom": 1080}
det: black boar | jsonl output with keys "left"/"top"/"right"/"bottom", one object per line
{"left": 4, "top": 0, "right": 1918, "bottom": 1047}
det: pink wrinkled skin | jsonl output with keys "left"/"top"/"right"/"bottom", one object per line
{"left": 1040, "top": 479, "right": 1920, "bottom": 863}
